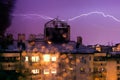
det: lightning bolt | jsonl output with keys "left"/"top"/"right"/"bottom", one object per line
{"left": 68, "top": 11, "right": 120, "bottom": 22}
{"left": 12, "top": 13, "right": 54, "bottom": 20}
{"left": 13, "top": 11, "right": 120, "bottom": 23}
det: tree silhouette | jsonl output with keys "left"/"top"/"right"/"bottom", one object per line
{"left": 0, "top": 0, "right": 16, "bottom": 36}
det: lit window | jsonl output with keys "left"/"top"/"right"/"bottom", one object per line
{"left": 25, "top": 56, "right": 29, "bottom": 61}
{"left": 44, "top": 69, "right": 49, "bottom": 74}
{"left": 31, "top": 56, "right": 39, "bottom": 62}
{"left": 51, "top": 56, "right": 56, "bottom": 61}
{"left": 62, "top": 33, "right": 67, "bottom": 38}
{"left": 43, "top": 54, "right": 50, "bottom": 62}
{"left": 32, "top": 69, "right": 39, "bottom": 74}
{"left": 80, "top": 67, "right": 85, "bottom": 72}
{"left": 51, "top": 69, "right": 57, "bottom": 74}
{"left": 69, "top": 67, "right": 73, "bottom": 71}
{"left": 99, "top": 67, "right": 105, "bottom": 72}
{"left": 47, "top": 41, "right": 52, "bottom": 44}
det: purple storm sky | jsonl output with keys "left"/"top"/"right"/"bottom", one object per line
{"left": 6, "top": 0, "right": 120, "bottom": 45}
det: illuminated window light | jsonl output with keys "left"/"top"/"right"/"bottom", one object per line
{"left": 51, "top": 56, "right": 56, "bottom": 61}
{"left": 80, "top": 67, "right": 85, "bottom": 72}
{"left": 43, "top": 54, "right": 50, "bottom": 62}
{"left": 47, "top": 41, "right": 52, "bottom": 44}
{"left": 51, "top": 69, "right": 57, "bottom": 74}
{"left": 69, "top": 67, "right": 73, "bottom": 70}
{"left": 25, "top": 56, "right": 29, "bottom": 61}
{"left": 44, "top": 69, "right": 49, "bottom": 74}
{"left": 62, "top": 34, "right": 67, "bottom": 38}
{"left": 31, "top": 56, "right": 39, "bottom": 62}
{"left": 32, "top": 69, "right": 39, "bottom": 74}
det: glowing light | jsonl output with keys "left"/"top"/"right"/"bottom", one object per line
{"left": 25, "top": 56, "right": 29, "bottom": 61}
{"left": 43, "top": 54, "right": 50, "bottom": 62}
{"left": 62, "top": 34, "right": 67, "bottom": 38}
{"left": 31, "top": 56, "right": 39, "bottom": 62}
{"left": 69, "top": 67, "right": 74, "bottom": 70}
{"left": 32, "top": 69, "right": 39, "bottom": 74}
{"left": 68, "top": 11, "right": 120, "bottom": 22}
{"left": 51, "top": 56, "right": 56, "bottom": 61}
{"left": 51, "top": 69, "right": 57, "bottom": 74}
{"left": 44, "top": 69, "right": 49, "bottom": 74}
{"left": 47, "top": 41, "right": 52, "bottom": 44}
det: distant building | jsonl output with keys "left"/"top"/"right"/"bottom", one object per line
{"left": 17, "top": 33, "right": 26, "bottom": 50}
{"left": 76, "top": 36, "right": 83, "bottom": 48}
{"left": 94, "top": 44, "right": 112, "bottom": 53}
{"left": 112, "top": 43, "right": 120, "bottom": 52}
{"left": 28, "top": 34, "right": 36, "bottom": 41}
{"left": 18, "top": 33, "right": 26, "bottom": 41}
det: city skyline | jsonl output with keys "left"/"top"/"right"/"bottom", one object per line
{"left": 6, "top": 0, "right": 120, "bottom": 45}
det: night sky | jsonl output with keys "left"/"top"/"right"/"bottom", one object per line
{"left": 6, "top": 0, "right": 120, "bottom": 45}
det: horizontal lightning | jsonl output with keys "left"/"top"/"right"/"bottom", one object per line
{"left": 13, "top": 11, "right": 120, "bottom": 23}
{"left": 12, "top": 14, "right": 54, "bottom": 20}
{"left": 68, "top": 11, "right": 120, "bottom": 22}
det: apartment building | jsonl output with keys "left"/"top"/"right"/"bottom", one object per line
{"left": 0, "top": 51, "right": 21, "bottom": 80}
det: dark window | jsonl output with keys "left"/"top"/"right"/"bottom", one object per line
{"left": 81, "top": 57, "right": 86, "bottom": 64}
{"left": 89, "top": 56, "right": 91, "bottom": 61}
{"left": 94, "top": 56, "right": 106, "bottom": 61}
{"left": 118, "top": 78, "right": 120, "bottom": 80}
{"left": 117, "top": 61, "right": 120, "bottom": 64}
{"left": 117, "top": 66, "right": 120, "bottom": 70}
{"left": 0, "top": 57, "right": 19, "bottom": 62}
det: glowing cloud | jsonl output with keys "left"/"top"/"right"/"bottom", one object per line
{"left": 68, "top": 11, "right": 120, "bottom": 22}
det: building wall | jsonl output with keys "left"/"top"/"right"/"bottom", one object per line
{"left": 93, "top": 53, "right": 107, "bottom": 80}
{"left": 76, "top": 54, "right": 93, "bottom": 80}
{"left": 21, "top": 51, "right": 120, "bottom": 80}
{"left": 0, "top": 52, "right": 21, "bottom": 71}
{"left": 22, "top": 51, "right": 59, "bottom": 80}
{"left": 106, "top": 60, "right": 117, "bottom": 80}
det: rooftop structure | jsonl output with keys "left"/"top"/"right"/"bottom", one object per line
{"left": 44, "top": 18, "right": 70, "bottom": 44}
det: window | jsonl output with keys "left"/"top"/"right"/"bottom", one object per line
{"left": 117, "top": 61, "right": 120, "bottom": 64}
{"left": 32, "top": 69, "right": 39, "bottom": 74}
{"left": 117, "top": 66, "right": 120, "bottom": 70}
{"left": 89, "top": 56, "right": 91, "bottom": 61}
{"left": 80, "top": 67, "right": 85, "bottom": 73}
{"left": 31, "top": 56, "right": 39, "bottom": 62}
{"left": 51, "top": 69, "right": 57, "bottom": 74}
{"left": 25, "top": 56, "right": 29, "bottom": 61}
{"left": 118, "top": 78, "right": 120, "bottom": 80}
{"left": 81, "top": 57, "right": 86, "bottom": 64}
{"left": 51, "top": 56, "right": 56, "bottom": 61}
{"left": 43, "top": 54, "right": 50, "bottom": 62}
{"left": 98, "top": 67, "right": 105, "bottom": 72}
{"left": 44, "top": 69, "right": 49, "bottom": 74}
{"left": 94, "top": 57, "right": 106, "bottom": 61}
